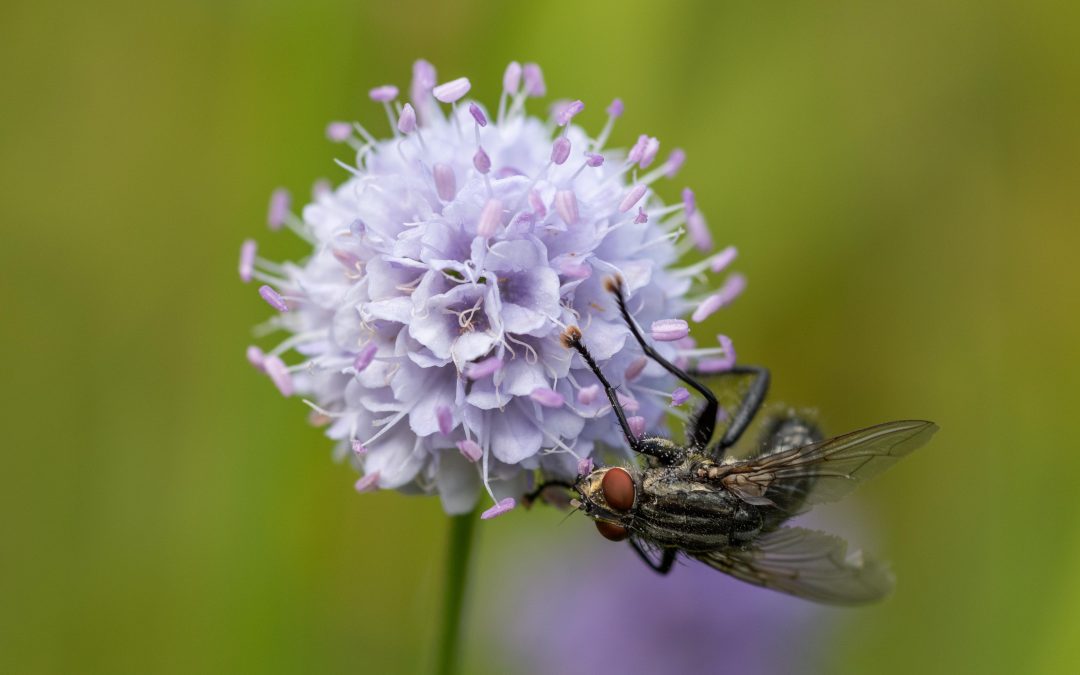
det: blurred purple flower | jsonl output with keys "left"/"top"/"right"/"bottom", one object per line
{"left": 495, "top": 531, "right": 831, "bottom": 675}
{"left": 240, "top": 61, "right": 746, "bottom": 516}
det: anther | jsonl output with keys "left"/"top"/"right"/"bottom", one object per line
{"left": 354, "top": 472, "right": 380, "bottom": 493}
{"left": 457, "top": 439, "right": 483, "bottom": 462}
{"left": 650, "top": 318, "right": 689, "bottom": 342}
{"left": 239, "top": 239, "right": 256, "bottom": 282}
{"left": 259, "top": 285, "right": 289, "bottom": 312}
{"left": 554, "top": 190, "right": 579, "bottom": 226}
{"left": 432, "top": 77, "right": 471, "bottom": 103}
{"left": 523, "top": 63, "right": 546, "bottom": 96}
{"left": 530, "top": 387, "right": 565, "bottom": 408}
{"left": 326, "top": 122, "right": 353, "bottom": 142}
{"left": 369, "top": 85, "right": 398, "bottom": 102}
{"left": 268, "top": 188, "right": 290, "bottom": 230}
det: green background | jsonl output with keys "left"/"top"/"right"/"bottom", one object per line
{"left": 3, "top": 0, "right": 1078, "bottom": 672}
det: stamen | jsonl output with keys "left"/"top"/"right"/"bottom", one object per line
{"left": 523, "top": 63, "right": 546, "bottom": 96}
{"left": 433, "top": 77, "right": 471, "bottom": 103}
{"left": 312, "top": 179, "right": 332, "bottom": 199}
{"left": 556, "top": 99, "right": 584, "bottom": 126}
{"left": 369, "top": 85, "right": 399, "bottom": 102}
{"left": 433, "top": 163, "right": 457, "bottom": 201}
{"left": 691, "top": 294, "right": 722, "bottom": 323}
{"left": 554, "top": 190, "right": 579, "bottom": 225}
{"left": 682, "top": 188, "right": 696, "bottom": 214}
{"left": 664, "top": 148, "right": 686, "bottom": 177}
{"left": 618, "top": 184, "right": 646, "bottom": 213}
{"left": 634, "top": 207, "right": 648, "bottom": 224}
{"left": 559, "top": 259, "right": 591, "bottom": 280}
{"left": 239, "top": 239, "right": 256, "bottom": 282}
{"left": 457, "top": 439, "right": 483, "bottom": 462}
{"left": 263, "top": 355, "right": 295, "bottom": 396}
{"left": 624, "top": 356, "right": 647, "bottom": 381}
{"left": 246, "top": 345, "right": 266, "bottom": 371}
{"left": 551, "top": 137, "right": 571, "bottom": 165}
{"left": 352, "top": 439, "right": 368, "bottom": 456}
{"left": 468, "top": 103, "right": 488, "bottom": 127}
{"left": 639, "top": 137, "right": 661, "bottom": 168}
{"left": 577, "top": 384, "right": 600, "bottom": 405}
{"left": 617, "top": 392, "right": 640, "bottom": 413}
{"left": 671, "top": 387, "right": 690, "bottom": 406}
{"left": 477, "top": 198, "right": 503, "bottom": 238}
{"left": 687, "top": 211, "right": 712, "bottom": 251}
{"left": 326, "top": 122, "right": 353, "bottom": 142}
{"left": 627, "top": 135, "right": 649, "bottom": 165}
{"left": 710, "top": 245, "right": 737, "bottom": 273}
{"left": 577, "top": 457, "right": 594, "bottom": 475}
{"left": 465, "top": 356, "right": 503, "bottom": 379}
{"left": 503, "top": 61, "right": 522, "bottom": 94}
{"left": 397, "top": 103, "right": 417, "bottom": 133}
{"left": 698, "top": 335, "right": 736, "bottom": 372}
{"left": 591, "top": 98, "right": 623, "bottom": 151}
{"left": 481, "top": 497, "right": 516, "bottom": 519}
{"left": 354, "top": 472, "right": 380, "bottom": 493}
{"left": 267, "top": 188, "right": 290, "bottom": 230}
{"left": 585, "top": 152, "right": 605, "bottom": 167}
{"left": 353, "top": 342, "right": 378, "bottom": 372}
{"left": 719, "top": 272, "right": 747, "bottom": 301}
{"left": 529, "top": 190, "right": 547, "bottom": 218}
{"left": 473, "top": 147, "right": 491, "bottom": 175}
{"left": 437, "top": 405, "right": 453, "bottom": 435}
{"left": 650, "top": 318, "right": 689, "bottom": 342}
{"left": 627, "top": 416, "right": 646, "bottom": 439}
{"left": 530, "top": 387, "right": 566, "bottom": 408}
{"left": 259, "top": 285, "right": 289, "bottom": 312}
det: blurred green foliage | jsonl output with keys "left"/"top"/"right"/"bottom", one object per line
{"left": 2, "top": 0, "right": 1078, "bottom": 673}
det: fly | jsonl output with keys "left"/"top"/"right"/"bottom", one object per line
{"left": 530, "top": 277, "right": 937, "bottom": 605}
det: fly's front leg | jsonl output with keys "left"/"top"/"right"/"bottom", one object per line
{"left": 522, "top": 479, "right": 576, "bottom": 508}
{"left": 605, "top": 276, "right": 719, "bottom": 451}
{"left": 561, "top": 327, "right": 641, "bottom": 452}
{"left": 630, "top": 540, "right": 676, "bottom": 575}
{"left": 562, "top": 327, "right": 684, "bottom": 465}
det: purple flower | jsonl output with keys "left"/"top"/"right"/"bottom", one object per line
{"left": 492, "top": 528, "right": 829, "bottom": 675}
{"left": 240, "top": 61, "right": 746, "bottom": 516}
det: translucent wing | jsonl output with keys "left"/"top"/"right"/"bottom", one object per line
{"left": 692, "top": 527, "right": 895, "bottom": 605}
{"left": 719, "top": 419, "right": 937, "bottom": 514}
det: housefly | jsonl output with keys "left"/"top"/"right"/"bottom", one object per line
{"left": 534, "top": 277, "right": 937, "bottom": 605}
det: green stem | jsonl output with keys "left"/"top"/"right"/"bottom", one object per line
{"left": 435, "top": 511, "right": 478, "bottom": 675}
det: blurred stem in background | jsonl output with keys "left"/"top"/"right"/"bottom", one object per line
{"left": 435, "top": 511, "right": 478, "bottom": 675}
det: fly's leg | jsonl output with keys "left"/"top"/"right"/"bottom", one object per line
{"left": 630, "top": 540, "right": 676, "bottom": 575}
{"left": 522, "top": 479, "right": 575, "bottom": 508}
{"left": 561, "top": 326, "right": 643, "bottom": 453}
{"left": 605, "top": 276, "right": 719, "bottom": 450}
{"left": 694, "top": 365, "right": 771, "bottom": 456}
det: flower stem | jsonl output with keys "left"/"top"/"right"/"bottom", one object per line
{"left": 435, "top": 511, "right": 477, "bottom": 675}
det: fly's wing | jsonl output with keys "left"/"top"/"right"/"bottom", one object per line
{"left": 692, "top": 527, "right": 895, "bottom": 604}
{"left": 720, "top": 419, "right": 937, "bottom": 514}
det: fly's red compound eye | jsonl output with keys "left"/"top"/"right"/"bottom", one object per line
{"left": 601, "top": 467, "right": 635, "bottom": 512}
{"left": 595, "top": 520, "right": 628, "bottom": 541}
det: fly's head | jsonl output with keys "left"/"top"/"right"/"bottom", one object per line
{"left": 574, "top": 466, "right": 638, "bottom": 542}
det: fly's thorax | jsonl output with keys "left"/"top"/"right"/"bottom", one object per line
{"left": 631, "top": 462, "right": 766, "bottom": 552}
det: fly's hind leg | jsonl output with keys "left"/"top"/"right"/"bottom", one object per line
{"left": 630, "top": 540, "right": 676, "bottom": 575}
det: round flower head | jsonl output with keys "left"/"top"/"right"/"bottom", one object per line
{"left": 240, "top": 61, "right": 743, "bottom": 516}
